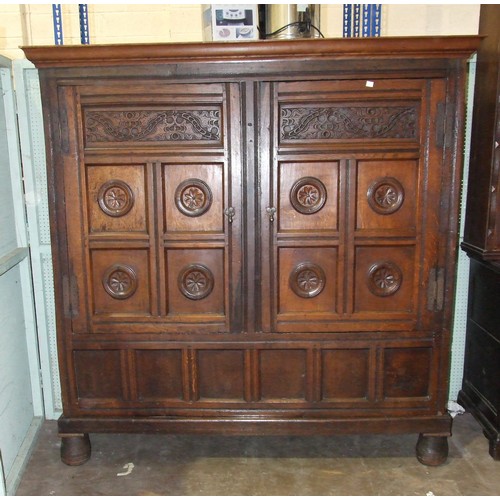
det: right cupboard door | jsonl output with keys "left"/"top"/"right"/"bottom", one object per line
{"left": 259, "top": 78, "right": 448, "bottom": 334}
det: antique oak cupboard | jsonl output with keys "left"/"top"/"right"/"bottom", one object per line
{"left": 23, "top": 36, "right": 479, "bottom": 466}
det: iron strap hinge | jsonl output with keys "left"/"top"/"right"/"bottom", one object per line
{"left": 427, "top": 266, "right": 445, "bottom": 312}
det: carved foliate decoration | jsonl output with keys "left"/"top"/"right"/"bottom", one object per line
{"left": 290, "top": 262, "right": 326, "bottom": 298}
{"left": 367, "top": 261, "right": 402, "bottom": 297}
{"left": 290, "top": 177, "right": 327, "bottom": 215}
{"left": 281, "top": 105, "right": 417, "bottom": 141}
{"left": 85, "top": 109, "right": 221, "bottom": 143}
{"left": 102, "top": 264, "right": 138, "bottom": 300}
{"left": 367, "top": 177, "right": 405, "bottom": 215}
{"left": 97, "top": 179, "right": 134, "bottom": 217}
{"left": 175, "top": 179, "right": 213, "bottom": 217}
{"left": 178, "top": 264, "right": 214, "bottom": 300}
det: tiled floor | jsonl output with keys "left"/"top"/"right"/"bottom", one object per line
{"left": 15, "top": 412, "right": 499, "bottom": 496}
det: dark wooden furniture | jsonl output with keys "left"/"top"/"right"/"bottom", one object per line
{"left": 459, "top": 258, "right": 500, "bottom": 459}
{"left": 23, "top": 36, "right": 479, "bottom": 466}
{"left": 459, "top": 4, "right": 500, "bottom": 460}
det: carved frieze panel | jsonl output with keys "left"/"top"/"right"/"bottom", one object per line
{"left": 84, "top": 108, "right": 222, "bottom": 145}
{"left": 280, "top": 105, "right": 417, "bottom": 141}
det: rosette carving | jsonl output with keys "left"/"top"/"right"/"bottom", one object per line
{"left": 367, "top": 177, "right": 405, "bottom": 215}
{"left": 367, "top": 261, "right": 402, "bottom": 297}
{"left": 178, "top": 264, "right": 214, "bottom": 300}
{"left": 175, "top": 179, "right": 213, "bottom": 217}
{"left": 98, "top": 179, "right": 134, "bottom": 217}
{"left": 290, "top": 262, "right": 326, "bottom": 298}
{"left": 290, "top": 177, "right": 327, "bottom": 215}
{"left": 102, "top": 264, "right": 138, "bottom": 300}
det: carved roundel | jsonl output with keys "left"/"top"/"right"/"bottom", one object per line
{"left": 175, "top": 178, "right": 213, "bottom": 217}
{"left": 178, "top": 264, "right": 214, "bottom": 300}
{"left": 102, "top": 264, "right": 138, "bottom": 300}
{"left": 367, "top": 177, "right": 405, "bottom": 215}
{"left": 367, "top": 261, "right": 402, "bottom": 297}
{"left": 290, "top": 176, "right": 327, "bottom": 215}
{"left": 290, "top": 262, "right": 326, "bottom": 298}
{"left": 98, "top": 179, "right": 135, "bottom": 217}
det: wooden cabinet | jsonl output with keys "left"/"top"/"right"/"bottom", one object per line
{"left": 459, "top": 257, "right": 500, "bottom": 459}
{"left": 23, "top": 36, "right": 479, "bottom": 466}
{"left": 459, "top": 4, "right": 500, "bottom": 460}
{"left": 462, "top": 6, "right": 500, "bottom": 260}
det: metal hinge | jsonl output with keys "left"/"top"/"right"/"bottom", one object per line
{"left": 427, "top": 266, "right": 445, "bottom": 312}
{"left": 435, "top": 102, "right": 446, "bottom": 149}
{"left": 62, "top": 274, "right": 79, "bottom": 318}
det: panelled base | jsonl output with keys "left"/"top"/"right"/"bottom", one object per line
{"left": 58, "top": 414, "right": 452, "bottom": 465}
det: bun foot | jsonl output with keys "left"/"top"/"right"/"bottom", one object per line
{"left": 60, "top": 433, "right": 91, "bottom": 465}
{"left": 416, "top": 434, "right": 448, "bottom": 466}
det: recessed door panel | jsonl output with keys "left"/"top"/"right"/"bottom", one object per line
{"left": 278, "top": 246, "right": 338, "bottom": 316}
{"left": 163, "top": 163, "right": 224, "bottom": 233}
{"left": 353, "top": 245, "right": 415, "bottom": 314}
{"left": 356, "top": 160, "right": 418, "bottom": 233}
{"left": 279, "top": 161, "right": 339, "bottom": 232}
{"left": 90, "top": 249, "right": 151, "bottom": 316}
{"left": 86, "top": 164, "right": 148, "bottom": 234}
{"left": 165, "top": 248, "right": 225, "bottom": 317}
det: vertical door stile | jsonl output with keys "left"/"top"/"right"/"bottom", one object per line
{"left": 346, "top": 157, "right": 358, "bottom": 317}
{"left": 422, "top": 78, "right": 448, "bottom": 332}
{"left": 59, "top": 85, "right": 89, "bottom": 334}
{"left": 228, "top": 82, "right": 243, "bottom": 333}
{"left": 154, "top": 159, "right": 167, "bottom": 318}
{"left": 258, "top": 81, "right": 273, "bottom": 333}
{"left": 146, "top": 160, "right": 159, "bottom": 318}
{"left": 240, "top": 81, "right": 255, "bottom": 334}
{"left": 339, "top": 158, "right": 350, "bottom": 317}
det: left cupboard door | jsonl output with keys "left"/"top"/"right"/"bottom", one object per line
{"left": 50, "top": 82, "right": 243, "bottom": 335}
